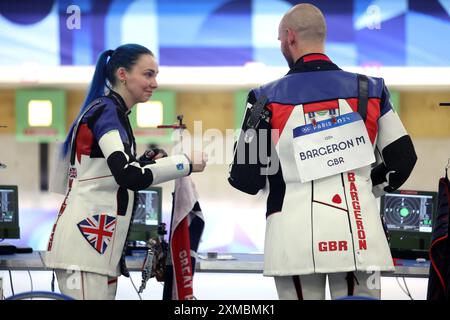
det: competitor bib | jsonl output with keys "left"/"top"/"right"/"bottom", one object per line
{"left": 292, "top": 112, "right": 375, "bottom": 182}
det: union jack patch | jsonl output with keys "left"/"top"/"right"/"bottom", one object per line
{"left": 77, "top": 214, "right": 117, "bottom": 254}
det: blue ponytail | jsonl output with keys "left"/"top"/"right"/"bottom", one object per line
{"left": 62, "top": 44, "right": 153, "bottom": 158}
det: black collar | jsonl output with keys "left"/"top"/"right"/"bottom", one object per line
{"left": 287, "top": 53, "right": 341, "bottom": 74}
{"left": 107, "top": 90, "right": 130, "bottom": 115}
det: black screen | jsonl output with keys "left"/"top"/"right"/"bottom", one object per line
{"left": 0, "top": 185, "right": 20, "bottom": 239}
{"left": 133, "top": 188, "right": 161, "bottom": 226}
{"left": 127, "top": 187, "right": 162, "bottom": 243}
{"left": 380, "top": 190, "right": 437, "bottom": 259}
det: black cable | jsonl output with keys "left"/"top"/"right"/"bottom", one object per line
{"left": 402, "top": 277, "right": 414, "bottom": 300}
{"left": 395, "top": 276, "right": 408, "bottom": 296}
{"left": 51, "top": 270, "right": 55, "bottom": 292}
{"left": 129, "top": 274, "right": 142, "bottom": 300}
{"left": 8, "top": 270, "right": 14, "bottom": 296}
{"left": 27, "top": 270, "right": 34, "bottom": 296}
{"left": 395, "top": 276, "right": 413, "bottom": 300}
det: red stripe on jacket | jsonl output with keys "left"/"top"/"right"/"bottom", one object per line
{"left": 346, "top": 98, "right": 380, "bottom": 144}
{"left": 76, "top": 124, "right": 94, "bottom": 164}
{"left": 267, "top": 103, "right": 295, "bottom": 146}
{"left": 303, "top": 100, "right": 339, "bottom": 113}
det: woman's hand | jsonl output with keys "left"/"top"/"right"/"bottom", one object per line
{"left": 140, "top": 148, "right": 168, "bottom": 161}
{"left": 188, "top": 151, "right": 207, "bottom": 172}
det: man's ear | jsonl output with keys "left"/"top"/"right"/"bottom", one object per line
{"left": 287, "top": 28, "right": 296, "bottom": 46}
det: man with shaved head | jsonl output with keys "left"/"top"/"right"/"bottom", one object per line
{"left": 278, "top": 3, "right": 326, "bottom": 67}
{"left": 229, "top": 3, "right": 417, "bottom": 300}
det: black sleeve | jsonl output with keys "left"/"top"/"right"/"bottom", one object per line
{"left": 371, "top": 83, "right": 417, "bottom": 193}
{"left": 228, "top": 91, "right": 272, "bottom": 195}
{"left": 371, "top": 135, "right": 417, "bottom": 192}
{"left": 107, "top": 151, "right": 154, "bottom": 191}
{"left": 98, "top": 129, "right": 191, "bottom": 191}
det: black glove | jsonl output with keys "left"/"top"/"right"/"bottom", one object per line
{"left": 371, "top": 162, "right": 411, "bottom": 192}
{"left": 139, "top": 148, "right": 168, "bottom": 163}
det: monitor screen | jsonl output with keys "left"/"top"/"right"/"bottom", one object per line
{"left": 380, "top": 189, "right": 437, "bottom": 259}
{"left": 127, "top": 186, "right": 162, "bottom": 243}
{"left": 0, "top": 185, "right": 20, "bottom": 239}
{"left": 382, "top": 190, "right": 435, "bottom": 233}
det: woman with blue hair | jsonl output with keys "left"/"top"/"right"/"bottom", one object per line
{"left": 45, "top": 44, "right": 206, "bottom": 300}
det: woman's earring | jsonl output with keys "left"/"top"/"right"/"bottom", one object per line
{"left": 121, "top": 79, "right": 126, "bottom": 85}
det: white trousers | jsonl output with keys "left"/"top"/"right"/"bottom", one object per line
{"left": 55, "top": 269, "right": 118, "bottom": 300}
{"left": 274, "top": 271, "right": 381, "bottom": 300}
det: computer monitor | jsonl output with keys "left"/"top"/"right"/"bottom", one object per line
{"left": 127, "top": 186, "right": 162, "bottom": 243}
{"left": 0, "top": 185, "right": 20, "bottom": 239}
{"left": 380, "top": 189, "right": 437, "bottom": 259}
